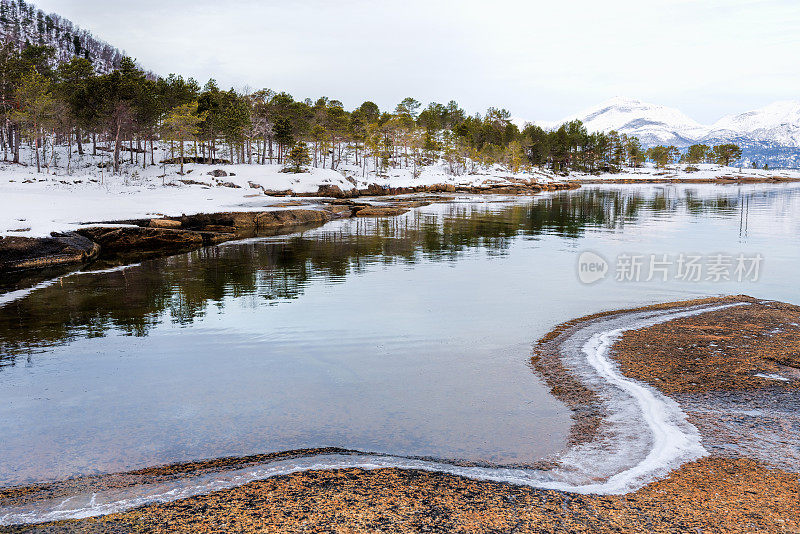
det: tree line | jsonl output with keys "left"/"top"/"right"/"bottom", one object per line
{"left": 646, "top": 143, "right": 744, "bottom": 169}
{"left": 0, "top": 41, "right": 745, "bottom": 177}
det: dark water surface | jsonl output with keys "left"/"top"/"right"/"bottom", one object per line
{"left": 1, "top": 184, "right": 799, "bottom": 486}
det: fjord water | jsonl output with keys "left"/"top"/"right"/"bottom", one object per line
{"left": 1, "top": 184, "right": 799, "bottom": 486}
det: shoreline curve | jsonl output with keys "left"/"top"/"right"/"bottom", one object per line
{"left": 0, "top": 297, "right": 753, "bottom": 525}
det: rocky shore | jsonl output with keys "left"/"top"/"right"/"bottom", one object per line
{"left": 2, "top": 296, "right": 798, "bottom": 532}
{"left": 0, "top": 181, "right": 578, "bottom": 280}
{"left": 577, "top": 175, "right": 800, "bottom": 184}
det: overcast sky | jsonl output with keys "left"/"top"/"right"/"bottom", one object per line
{"left": 34, "top": 0, "right": 800, "bottom": 124}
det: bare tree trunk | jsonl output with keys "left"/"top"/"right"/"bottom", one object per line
{"left": 268, "top": 136, "right": 273, "bottom": 163}
{"left": 67, "top": 132, "right": 73, "bottom": 174}
{"left": 76, "top": 127, "right": 83, "bottom": 155}
{"left": 13, "top": 124, "right": 20, "bottom": 164}
{"left": 43, "top": 135, "right": 48, "bottom": 173}
{"left": 49, "top": 132, "right": 57, "bottom": 171}
{"left": 35, "top": 130, "right": 41, "bottom": 173}
{"left": 114, "top": 124, "right": 122, "bottom": 174}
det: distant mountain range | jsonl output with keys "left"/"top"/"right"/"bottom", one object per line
{"left": 523, "top": 97, "right": 800, "bottom": 168}
{"left": 0, "top": 0, "right": 124, "bottom": 73}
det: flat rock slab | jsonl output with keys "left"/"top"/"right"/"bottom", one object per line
{"left": 179, "top": 209, "right": 332, "bottom": 230}
{"left": 354, "top": 206, "right": 410, "bottom": 217}
{"left": 77, "top": 227, "right": 203, "bottom": 253}
{"left": 0, "top": 233, "right": 99, "bottom": 271}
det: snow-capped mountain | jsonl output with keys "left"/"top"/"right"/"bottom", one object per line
{"left": 528, "top": 97, "right": 800, "bottom": 168}
{"left": 704, "top": 101, "right": 800, "bottom": 147}
{"left": 543, "top": 97, "right": 709, "bottom": 147}
{"left": 700, "top": 101, "right": 800, "bottom": 168}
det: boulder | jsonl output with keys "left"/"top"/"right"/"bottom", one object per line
{"left": 427, "top": 183, "right": 457, "bottom": 193}
{"left": 207, "top": 169, "right": 228, "bottom": 178}
{"left": 316, "top": 184, "right": 347, "bottom": 198}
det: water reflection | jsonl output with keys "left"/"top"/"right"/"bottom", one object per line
{"left": 0, "top": 185, "right": 796, "bottom": 366}
{"left": 1, "top": 183, "right": 799, "bottom": 484}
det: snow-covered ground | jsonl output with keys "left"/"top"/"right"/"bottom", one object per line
{"left": 0, "top": 145, "right": 560, "bottom": 237}
{"left": 574, "top": 163, "right": 800, "bottom": 181}
{"left": 2, "top": 144, "right": 799, "bottom": 238}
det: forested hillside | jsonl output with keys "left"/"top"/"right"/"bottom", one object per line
{"left": 0, "top": 0, "right": 123, "bottom": 73}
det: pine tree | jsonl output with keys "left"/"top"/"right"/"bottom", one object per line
{"left": 11, "top": 69, "right": 55, "bottom": 173}
{"left": 161, "top": 101, "right": 206, "bottom": 174}
{"left": 712, "top": 144, "right": 743, "bottom": 167}
{"left": 273, "top": 118, "right": 293, "bottom": 164}
{"left": 683, "top": 144, "right": 710, "bottom": 164}
{"left": 284, "top": 141, "right": 310, "bottom": 173}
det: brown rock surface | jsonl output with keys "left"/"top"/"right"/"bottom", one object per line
{"left": 76, "top": 227, "right": 203, "bottom": 254}
{"left": 253, "top": 209, "right": 332, "bottom": 228}
{"left": 148, "top": 219, "right": 182, "bottom": 229}
{"left": 7, "top": 458, "right": 797, "bottom": 533}
{"left": 0, "top": 233, "right": 99, "bottom": 271}
{"left": 613, "top": 298, "right": 800, "bottom": 394}
{"left": 354, "top": 206, "right": 410, "bottom": 217}
{"left": 178, "top": 209, "right": 332, "bottom": 231}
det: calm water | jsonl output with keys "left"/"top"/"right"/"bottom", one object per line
{"left": 1, "top": 184, "right": 799, "bottom": 486}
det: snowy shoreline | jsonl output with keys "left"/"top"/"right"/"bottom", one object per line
{"left": 2, "top": 158, "right": 799, "bottom": 239}
{"left": 0, "top": 299, "right": 745, "bottom": 524}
